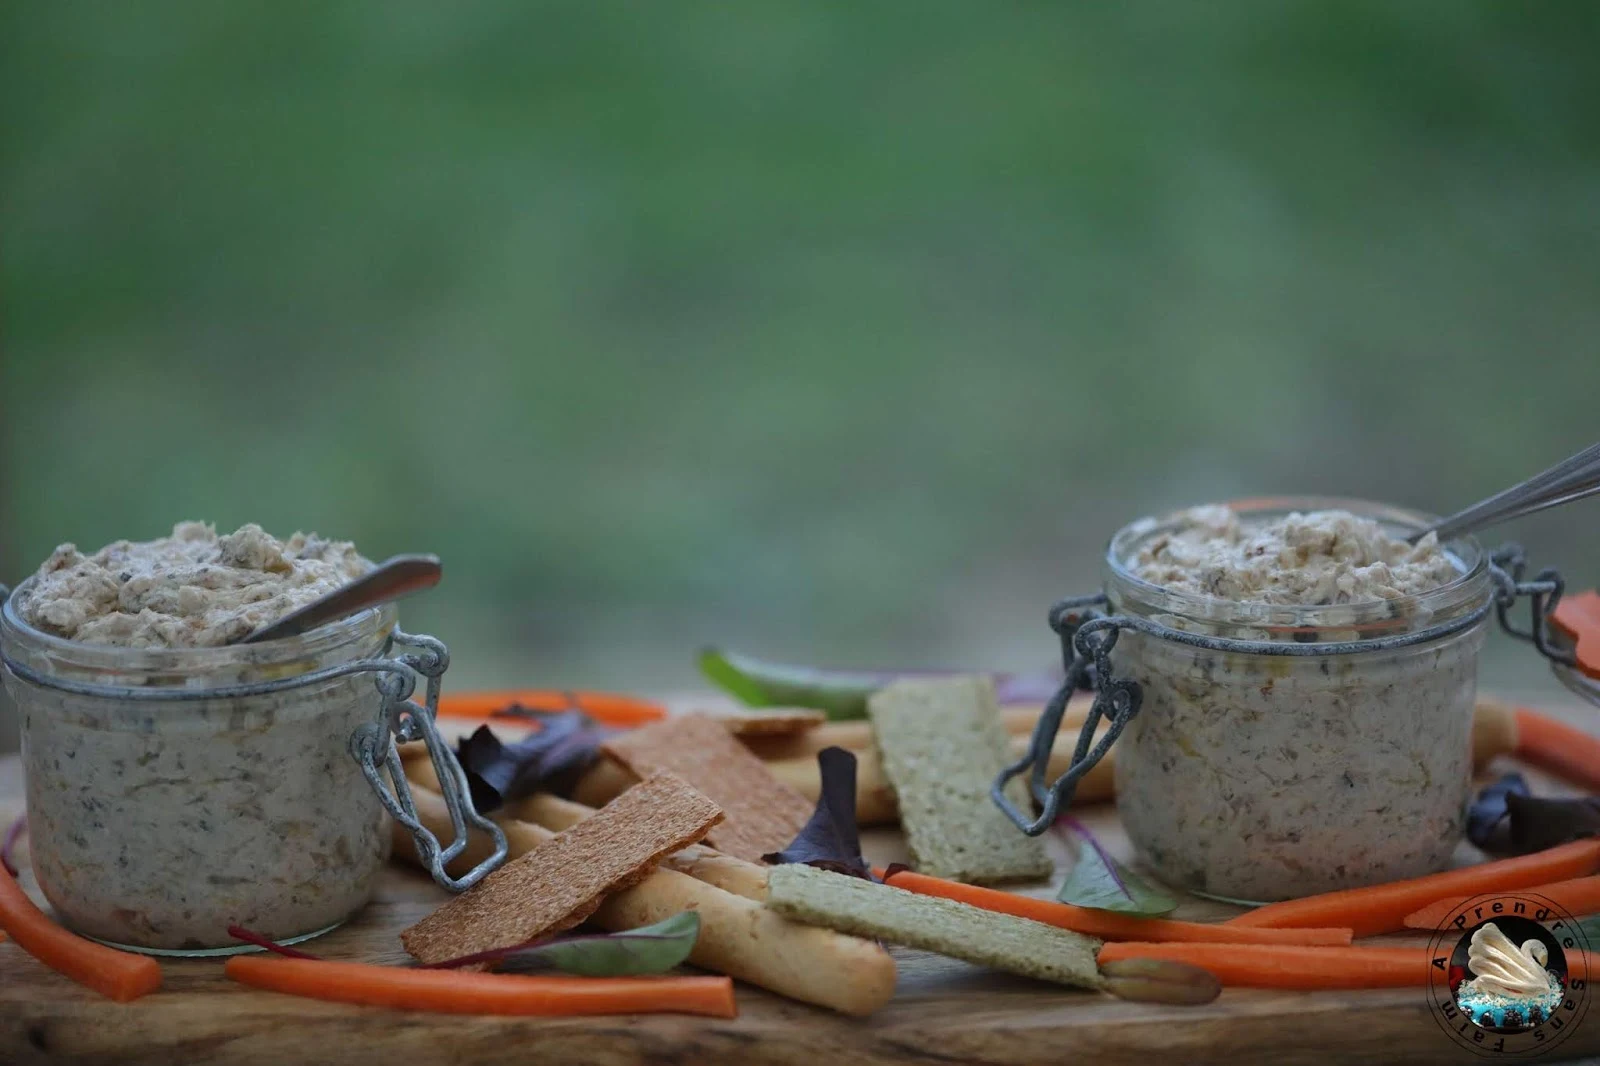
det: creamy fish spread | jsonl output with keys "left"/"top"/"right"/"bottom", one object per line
{"left": 16, "top": 522, "right": 369, "bottom": 647}
{"left": 1131, "top": 505, "right": 1459, "bottom": 605}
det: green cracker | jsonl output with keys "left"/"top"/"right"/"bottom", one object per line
{"left": 868, "top": 676, "right": 1053, "bottom": 884}
{"left": 766, "top": 865, "right": 1102, "bottom": 990}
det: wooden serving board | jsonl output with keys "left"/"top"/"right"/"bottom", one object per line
{"left": 3, "top": 720, "right": 1600, "bottom": 1066}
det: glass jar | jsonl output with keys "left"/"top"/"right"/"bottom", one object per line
{"left": 0, "top": 580, "right": 503, "bottom": 955}
{"left": 992, "top": 496, "right": 1525, "bottom": 905}
{"left": 1102, "top": 498, "right": 1495, "bottom": 902}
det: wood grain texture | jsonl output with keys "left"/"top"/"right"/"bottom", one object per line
{"left": 4, "top": 744, "right": 1600, "bottom": 1066}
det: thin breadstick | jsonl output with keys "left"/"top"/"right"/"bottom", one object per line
{"left": 401, "top": 695, "right": 1522, "bottom": 826}
{"left": 515, "top": 793, "right": 770, "bottom": 902}
{"left": 392, "top": 784, "right": 896, "bottom": 1015}
{"left": 403, "top": 760, "right": 772, "bottom": 901}
{"left": 766, "top": 732, "right": 1114, "bottom": 826}
{"left": 571, "top": 757, "right": 642, "bottom": 808}
{"left": 767, "top": 696, "right": 1517, "bottom": 824}
{"left": 551, "top": 731, "right": 1108, "bottom": 826}
{"left": 400, "top": 726, "right": 1099, "bottom": 825}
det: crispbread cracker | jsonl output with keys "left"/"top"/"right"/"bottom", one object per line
{"left": 399, "top": 770, "right": 722, "bottom": 964}
{"left": 868, "top": 676, "right": 1052, "bottom": 884}
{"left": 766, "top": 865, "right": 1102, "bottom": 989}
{"left": 703, "top": 706, "right": 828, "bottom": 737}
{"left": 602, "top": 713, "right": 813, "bottom": 862}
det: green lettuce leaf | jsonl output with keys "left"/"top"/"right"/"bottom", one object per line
{"left": 1057, "top": 816, "right": 1177, "bottom": 916}
{"left": 425, "top": 911, "right": 700, "bottom": 976}
{"left": 698, "top": 647, "right": 1063, "bottom": 721}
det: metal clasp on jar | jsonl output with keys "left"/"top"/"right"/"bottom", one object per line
{"left": 992, "top": 545, "right": 1571, "bottom": 837}
{"left": 346, "top": 627, "right": 508, "bottom": 892}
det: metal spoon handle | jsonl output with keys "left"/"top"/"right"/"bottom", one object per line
{"left": 237, "top": 553, "right": 443, "bottom": 644}
{"left": 1411, "top": 442, "right": 1600, "bottom": 544}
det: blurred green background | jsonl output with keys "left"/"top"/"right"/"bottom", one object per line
{"left": 3, "top": 3, "right": 1598, "bottom": 752}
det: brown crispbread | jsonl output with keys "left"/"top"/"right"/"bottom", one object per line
{"left": 602, "top": 713, "right": 813, "bottom": 863}
{"left": 702, "top": 706, "right": 828, "bottom": 737}
{"left": 399, "top": 770, "right": 723, "bottom": 965}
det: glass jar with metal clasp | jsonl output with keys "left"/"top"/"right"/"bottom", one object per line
{"left": 0, "top": 579, "right": 506, "bottom": 955}
{"left": 994, "top": 496, "right": 1578, "bottom": 904}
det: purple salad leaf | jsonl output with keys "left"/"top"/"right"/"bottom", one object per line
{"left": 1467, "top": 773, "right": 1531, "bottom": 849}
{"left": 228, "top": 925, "right": 321, "bottom": 958}
{"left": 454, "top": 709, "right": 614, "bottom": 813}
{"left": 1503, "top": 791, "right": 1600, "bottom": 855}
{"left": 762, "top": 747, "right": 874, "bottom": 879}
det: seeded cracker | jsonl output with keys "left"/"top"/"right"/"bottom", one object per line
{"left": 399, "top": 771, "right": 722, "bottom": 964}
{"left": 868, "top": 676, "right": 1052, "bottom": 884}
{"left": 766, "top": 864, "right": 1102, "bottom": 989}
{"left": 602, "top": 713, "right": 813, "bottom": 862}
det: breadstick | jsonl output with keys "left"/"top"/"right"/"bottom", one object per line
{"left": 402, "top": 695, "right": 1522, "bottom": 827}
{"left": 401, "top": 723, "right": 1109, "bottom": 825}
{"left": 517, "top": 793, "right": 771, "bottom": 902}
{"left": 1473, "top": 696, "right": 1519, "bottom": 767}
{"left": 392, "top": 783, "right": 896, "bottom": 1015}
{"left": 764, "top": 696, "right": 1518, "bottom": 825}
{"left": 764, "top": 731, "right": 1114, "bottom": 826}
{"left": 403, "top": 761, "right": 773, "bottom": 902}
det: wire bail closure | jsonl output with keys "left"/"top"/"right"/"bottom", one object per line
{"left": 991, "top": 544, "right": 1571, "bottom": 837}
{"left": 349, "top": 627, "right": 509, "bottom": 893}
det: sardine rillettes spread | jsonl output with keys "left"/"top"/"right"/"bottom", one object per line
{"left": 1130, "top": 504, "right": 1459, "bottom": 607}
{"left": 18, "top": 521, "right": 369, "bottom": 648}
{"left": 1111, "top": 504, "right": 1482, "bottom": 902}
{"left": 3, "top": 523, "right": 393, "bottom": 952}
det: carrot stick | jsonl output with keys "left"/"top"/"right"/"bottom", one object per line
{"left": 1403, "top": 874, "right": 1600, "bottom": 931}
{"left": 225, "top": 956, "right": 736, "bottom": 1017}
{"left": 0, "top": 864, "right": 162, "bottom": 1002}
{"left": 1101, "top": 942, "right": 1595, "bottom": 988}
{"left": 1096, "top": 943, "right": 1430, "bottom": 989}
{"left": 1227, "top": 839, "right": 1600, "bottom": 937}
{"left": 1514, "top": 707, "right": 1600, "bottom": 793}
{"left": 883, "top": 870, "right": 1352, "bottom": 946}
{"left": 432, "top": 690, "right": 667, "bottom": 729}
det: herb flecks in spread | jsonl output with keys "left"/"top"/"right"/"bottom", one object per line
{"left": 1132, "top": 505, "right": 1459, "bottom": 605}
{"left": 17, "top": 522, "right": 369, "bottom": 647}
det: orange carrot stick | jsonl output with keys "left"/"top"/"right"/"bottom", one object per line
{"left": 432, "top": 690, "right": 667, "bottom": 729}
{"left": 225, "top": 956, "right": 736, "bottom": 1017}
{"left": 1100, "top": 943, "right": 1595, "bottom": 988}
{"left": 1096, "top": 942, "right": 1431, "bottom": 989}
{"left": 1403, "top": 874, "right": 1600, "bottom": 930}
{"left": 1514, "top": 707, "right": 1600, "bottom": 793}
{"left": 0, "top": 865, "right": 161, "bottom": 1002}
{"left": 1227, "top": 839, "right": 1600, "bottom": 937}
{"left": 883, "top": 870, "right": 1352, "bottom": 945}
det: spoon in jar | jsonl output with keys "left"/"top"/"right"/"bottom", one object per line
{"left": 233, "top": 553, "right": 443, "bottom": 644}
{"left": 1409, "top": 441, "right": 1600, "bottom": 545}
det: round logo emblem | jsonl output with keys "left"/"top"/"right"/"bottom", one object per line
{"left": 1427, "top": 894, "right": 1590, "bottom": 1056}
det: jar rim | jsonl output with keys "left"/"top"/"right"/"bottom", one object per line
{"left": 1104, "top": 495, "right": 1493, "bottom": 633}
{"left": 1, "top": 575, "right": 398, "bottom": 677}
